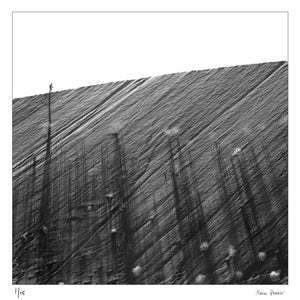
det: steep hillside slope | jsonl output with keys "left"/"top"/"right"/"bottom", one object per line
{"left": 13, "top": 61, "right": 288, "bottom": 284}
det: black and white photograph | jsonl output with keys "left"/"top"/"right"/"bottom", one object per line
{"left": 11, "top": 12, "right": 288, "bottom": 287}
{"left": 4, "top": 5, "right": 299, "bottom": 299}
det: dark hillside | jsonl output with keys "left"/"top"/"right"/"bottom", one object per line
{"left": 13, "top": 61, "right": 288, "bottom": 284}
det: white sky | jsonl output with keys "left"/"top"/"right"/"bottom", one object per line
{"left": 13, "top": 12, "right": 287, "bottom": 98}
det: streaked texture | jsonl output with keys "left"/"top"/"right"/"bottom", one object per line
{"left": 13, "top": 61, "right": 288, "bottom": 284}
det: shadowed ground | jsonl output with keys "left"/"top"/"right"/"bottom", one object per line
{"left": 13, "top": 61, "right": 288, "bottom": 284}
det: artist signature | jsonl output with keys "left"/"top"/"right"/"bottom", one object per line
{"left": 256, "top": 289, "right": 286, "bottom": 296}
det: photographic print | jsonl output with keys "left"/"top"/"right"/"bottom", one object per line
{"left": 12, "top": 12, "right": 288, "bottom": 285}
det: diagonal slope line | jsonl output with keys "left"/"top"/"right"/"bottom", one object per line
{"left": 12, "top": 78, "right": 150, "bottom": 178}
{"left": 182, "top": 61, "right": 287, "bottom": 152}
